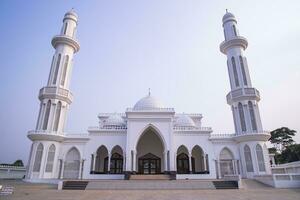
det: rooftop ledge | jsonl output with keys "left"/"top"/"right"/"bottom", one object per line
{"left": 27, "top": 130, "right": 89, "bottom": 142}
{"left": 126, "top": 107, "right": 175, "bottom": 112}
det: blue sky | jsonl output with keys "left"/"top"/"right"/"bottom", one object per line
{"left": 0, "top": 0, "right": 300, "bottom": 164}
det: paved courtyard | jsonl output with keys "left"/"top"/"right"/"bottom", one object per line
{"left": 0, "top": 180, "right": 299, "bottom": 200}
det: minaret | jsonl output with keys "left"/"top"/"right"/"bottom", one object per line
{"left": 26, "top": 10, "right": 80, "bottom": 179}
{"left": 220, "top": 11, "right": 262, "bottom": 135}
{"left": 220, "top": 11, "right": 271, "bottom": 177}
{"left": 35, "top": 10, "right": 80, "bottom": 134}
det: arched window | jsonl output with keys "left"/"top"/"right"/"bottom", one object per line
{"left": 244, "top": 145, "right": 254, "bottom": 172}
{"left": 248, "top": 101, "right": 257, "bottom": 131}
{"left": 238, "top": 103, "right": 246, "bottom": 132}
{"left": 33, "top": 143, "right": 44, "bottom": 172}
{"left": 231, "top": 57, "right": 239, "bottom": 87}
{"left": 53, "top": 101, "right": 62, "bottom": 132}
{"left": 48, "top": 56, "right": 55, "bottom": 84}
{"left": 63, "top": 23, "right": 68, "bottom": 35}
{"left": 177, "top": 153, "right": 189, "bottom": 174}
{"left": 60, "top": 55, "right": 69, "bottom": 86}
{"left": 45, "top": 144, "right": 56, "bottom": 172}
{"left": 239, "top": 56, "right": 248, "bottom": 85}
{"left": 256, "top": 144, "right": 266, "bottom": 172}
{"left": 42, "top": 100, "right": 51, "bottom": 130}
{"left": 52, "top": 54, "right": 61, "bottom": 84}
{"left": 233, "top": 25, "right": 237, "bottom": 36}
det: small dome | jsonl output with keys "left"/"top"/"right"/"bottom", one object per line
{"left": 64, "top": 9, "right": 78, "bottom": 21}
{"left": 175, "top": 114, "right": 196, "bottom": 127}
{"left": 133, "top": 94, "right": 164, "bottom": 110}
{"left": 222, "top": 11, "right": 236, "bottom": 23}
{"left": 103, "top": 114, "right": 125, "bottom": 126}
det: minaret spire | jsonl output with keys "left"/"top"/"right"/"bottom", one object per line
{"left": 220, "top": 11, "right": 262, "bottom": 134}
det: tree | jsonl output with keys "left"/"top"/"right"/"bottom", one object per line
{"left": 13, "top": 160, "right": 24, "bottom": 167}
{"left": 269, "top": 127, "right": 296, "bottom": 152}
{"left": 275, "top": 144, "right": 300, "bottom": 164}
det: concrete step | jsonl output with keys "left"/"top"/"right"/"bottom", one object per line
{"left": 130, "top": 174, "right": 171, "bottom": 180}
{"left": 213, "top": 181, "right": 238, "bottom": 189}
{"left": 62, "top": 181, "right": 88, "bottom": 190}
{"left": 86, "top": 180, "right": 216, "bottom": 190}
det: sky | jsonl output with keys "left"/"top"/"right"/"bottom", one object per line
{"left": 0, "top": 0, "right": 300, "bottom": 164}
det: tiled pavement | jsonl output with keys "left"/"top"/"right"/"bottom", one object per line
{"left": 0, "top": 179, "right": 299, "bottom": 200}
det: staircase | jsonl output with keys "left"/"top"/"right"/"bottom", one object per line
{"left": 62, "top": 181, "right": 89, "bottom": 190}
{"left": 212, "top": 181, "right": 238, "bottom": 189}
{"left": 130, "top": 174, "right": 171, "bottom": 180}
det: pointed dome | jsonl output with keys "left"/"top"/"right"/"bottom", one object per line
{"left": 104, "top": 114, "right": 125, "bottom": 126}
{"left": 222, "top": 10, "right": 236, "bottom": 23}
{"left": 133, "top": 93, "right": 164, "bottom": 111}
{"left": 175, "top": 114, "right": 196, "bottom": 127}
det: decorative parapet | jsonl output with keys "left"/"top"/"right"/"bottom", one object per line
{"left": 126, "top": 107, "right": 175, "bottom": 112}
{"left": 220, "top": 36, "right": 248, "bottom": 54}
{"left": 173, "top": 126, "right": 212, "bottom": 132}
{"left": 209, "top": 133, "right": 236, "bottom": 139}
{"left": 39, "top": 86, "right": 73, "bottom": 104}
{"left": 226, "top": 87, "right": 260, "bottom": 104}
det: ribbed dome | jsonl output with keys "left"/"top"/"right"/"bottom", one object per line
{"left": 133, "top": 94, "right": 164, "bottom": 110}
{"left": 103, "top": 114, "right": 125, "bottom": 126}
{"left": 175, "top": 114, "right": 196, "bottom": 127}
{"left": 222, "top": 11, "right": 236, "bottom": 23}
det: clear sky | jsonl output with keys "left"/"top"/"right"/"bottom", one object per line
{"left": 0, "top": 0, "right": 299, "bottom": 164}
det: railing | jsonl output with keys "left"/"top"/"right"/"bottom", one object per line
{"left": 173, "top": 126, "right": 212, "bottom": 131}
{"left": 209, "top": 133, "right": 236, "bottom": 138}
{"left": 27, "top": 130, "right": 64, "bottom": 136}
{"left": 126, "top": 107, "right": 175, "bottom": 112}
{"left": 39, "top": 86, "right": 73, "bottom": 102}
{"left": 236, "top": 130, "right": 270, "bottom": 135}
{"left": 88, "top": 126, "right": 127, "bottom": 131}
{"left": 226, "top": 87, "right": 260, "bottom": 103}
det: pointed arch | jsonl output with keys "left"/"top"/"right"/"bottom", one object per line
{"left": 95, "top": 145, "right": 108, "bottom": 173}
{"left": 135, "top": 124, "right": 166, "bottom": 151}
{"left": 52, "top": 53, "right": 61, "bottom": 84}
{"left": 256, "top": 144, "right": 266, "bottom": 172}
{"left": 219, "top": 147, "right": 235, "bottom": 177}
{"left": 33, "top": 143, "right": 44, "bottom": 172}
{"left": 110, "top": 145, "right": 124, "bottom": 174}
{"left": 177, "top": 145, "right": 190, "bottom": 174}
{"left": 191, "top": 145, "right": 205, "bottom": 173}
{"left": 136, "top": 125, "right": 165, "bottom": 174}
{"left": 238, "top": 102, "right": 247, "bottom": 132}
{"left": 231, "top": 56, "right": 240, "bottom": 87}
{"left": 244, "top": 144, "right": 254, "bottom": 172}
{"left": 45, "top": 144, "right": 56, "bottom": 172}
{"left": 248, "top": 101, "right": 257, "bottom": 131}
{"left": 63, "top": 147, "right": 80, "bottom": 179}
{"left": 53, "top": 101, "right": 62, "bottom": 132}
{"left": 42, "top": 100, "right": 51, "bottom": 130}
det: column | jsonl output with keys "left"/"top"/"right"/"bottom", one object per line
{"left": 60, "top": 159, "right": 65, "bottom": 179}
{"left": 232, "top": 160, "right": 236, "bottom": 174}
{"left": 78, "top": 159, "right": 83, "bottom": 179}
{"left": 217, "top": 160, "right": 221, "bottom": 179}
{"left": 123, "top": 153, "right": 126, "bottom": 172}
{"left": 189, "top": 153, "right": 192, "bottom": 173}
{"left": 132, "top": 150, "right": 137, "bottom": 172}
{"left": 92, "top": 153, "right": 96, "bottom": 172}
{"left": 163, "top": 151, "right": 167, "bottom": 172}
{"left": 107, "top": 152, "right": 111, "bottom": 173}
{"left": 203, "top": 154, "right": 207, "bottom": 171}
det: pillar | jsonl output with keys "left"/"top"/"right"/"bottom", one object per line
{"left": 189, "top": 153, "right": 192, "bottom": 173}
{"left": 107, "top": 152, "right": 111, "bottom": 173}
{"left": 92, "top": 153, "right": 96, "bottom": 172}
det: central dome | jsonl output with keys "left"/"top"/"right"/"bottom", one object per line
{"left": 133, "top": 94, "right": 164, "bottom": 110}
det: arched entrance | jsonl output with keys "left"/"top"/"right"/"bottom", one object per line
{"left": 176, "top": 145, "right": 189, "bottom": 174}
{"left": 63, "top": 147, "right": 80, "bottom": 179}
{"left": 95, "top": 145, "right": 108, "bottom": 173}
{"left": 219, "top": 148, "right": 234, "bottom": 177}
{"left": 110, "top": 145, "right": 124, "bottom": 174}
{"left": 136, "top": 127, "right": 165, "bottom": 174}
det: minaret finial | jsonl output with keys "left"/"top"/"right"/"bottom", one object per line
{"left": 148, "top": 88, "right": 151, "bottom": 96}
{"left": 226, "top": 9, "right": 228, "bottom": 13}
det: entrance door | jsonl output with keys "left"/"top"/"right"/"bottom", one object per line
{"left": 138, "top": 153, "right": 161, "bottom": 174}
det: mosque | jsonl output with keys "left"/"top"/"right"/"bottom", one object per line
{"left": 25, "top": 10, "right": 272, "bottom": 181}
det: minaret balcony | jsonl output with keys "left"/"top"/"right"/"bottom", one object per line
{"left": 226, "top": 87, "right": 260, "bottom": 104}
{"left": 27, "top": 130, "right": 64, "bottom": 142}
{"left": 51, "top": 35, "right": 80, "bottom": 52}
{"left": 220, "top": 36, "right": 248, "bottom": 54}
{"left": 39, "top": 86, "right": 73, "bottom": 104}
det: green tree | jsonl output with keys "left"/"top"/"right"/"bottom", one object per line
{"left": 275, "top": 144, "right": 300, "bottom": 164}
{"left": 269, "top": 127, "right": 296, "bottom": 152}
{"left": 13, "top": 159, "right": 24, "bottom": 167}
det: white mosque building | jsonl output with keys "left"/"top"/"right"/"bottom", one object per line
{"left": 25, "top": 10, "right": 272, "bottom": 181}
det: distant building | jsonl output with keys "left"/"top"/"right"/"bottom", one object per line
{"left": 26, "top": 10, "right": 271, "bottom": 181}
